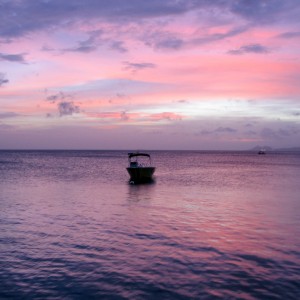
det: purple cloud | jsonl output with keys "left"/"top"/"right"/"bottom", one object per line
{"left": 230, "top": 0, "right": 300, "bottom": 24}
{"left": 0, "top": 112, "right": 19, "bottom": 118}
{"left": 0, "top": 0, "right": 298, "bottom": 41}
{"left": 193, "top": 26, "right": 248, "bottom": 45}
{"left": 0, "top": 1, "right": 197, "bottom": 39}
{"left": 228, "top": 44, "right": 270, "bottom": 55}
{"left": 260, "top": 127, "right": 292, "bottom": 139}
{"left": 278, "top": 31, "right": 300, "bottom": 39}
{"left": 215, "top": 127, "right": 237, "bottom": 133}
{"left": 0, "top": 123, "right": 14, "bottom": 130}
{"left": 46, "top": 91, "right": 72, "bottom": 103}
{"left": 64, "top": 45, "right": 97, "bottom": 53}
{"left": 0, "top": 52, "right": 27, "bottom": 63}
{"left": 120, "top": 111, "right": 129, "bottom": 121}
{"left": 110, "top": 41, "right": 128, "bottom": 53}
{"left": 0, "top": 73, "right": 9, "bottom": 86}
{"left": 62, "top": 32, "right": 101, "bottom": 53}
{"left": 58, "top": 101, "right": 81, "bottom": 116}
{"left": 198, "top": 127, "right": 237, "bottom": 135}
{"left": 153, "top": 36, "right": 184, "bottom": 50}
{"left": 123, "top": 61, "right": 156, "bottom": 72}
{"left": 176, "top": 99, "right": 189, "bottom": 104}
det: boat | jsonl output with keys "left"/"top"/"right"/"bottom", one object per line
{"left": 258, "top": 149, "right": 266, "bottom": 155}
{"left": 126, "top": 152, "right": 155, "bottom": 182}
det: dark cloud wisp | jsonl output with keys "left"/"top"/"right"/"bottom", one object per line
{"left": 228, "top": 44, "right": 270, "bottom": 55}
{"left": 58, "top": 101, "right": 81, "bottom": 116}
{"left": 0, "top": 52, "right": 27, "bottom": 63}
{"left": 46, "top": 91, "right": 73, "bottom": 103}
{"left": 277, "top": 31, "right": 300, "bottom": 39}
{"left": 0, "top": 112, "right": 19, "bottom": 118}
{"left": 0, "top": 73, "right": 9, "bottom": 86}
{"left": 123, "top": 61, "right": 156, "bottom": 72}
{"left": 198, "top": 127, "right": 237, "bottom": 135}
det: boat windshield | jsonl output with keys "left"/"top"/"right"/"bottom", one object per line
{"left": 128, "top": 153, "right": 152, "bottom": 167}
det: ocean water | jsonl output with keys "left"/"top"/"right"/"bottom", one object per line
{"left": 0, "top": 150, "right": 299, "bottom": 299}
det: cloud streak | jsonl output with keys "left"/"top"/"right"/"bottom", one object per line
{"left": 0, "top": 52, "right": 27, "bottom": 63}
{"left": 123, "top": 62, "right": 156, "bottom": 73}
{"left": 0, "top": 73, "right": 9, "bottom": 86}
{"left": 0, "top": 112, "right": 19, "bottom": 118}
{"left": 199, "top": 127, "right": 238, "bottom": 136}
{"left": 228, "top": 44, "right": 270, "bottom": 55}
{"left": 277, "top": 31, "right": 300, "bottom": 39}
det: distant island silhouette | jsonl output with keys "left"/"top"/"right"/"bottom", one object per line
{"left": 250, "top": 146, "right": 300, "bottom": 152}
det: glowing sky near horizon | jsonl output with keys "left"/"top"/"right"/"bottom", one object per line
{"left": 1, "top": 0, "right": 300, "bottom": 150}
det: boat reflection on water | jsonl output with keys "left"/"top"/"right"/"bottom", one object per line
{"left": 126, "top": 152, "right": 155, "bottom": 184}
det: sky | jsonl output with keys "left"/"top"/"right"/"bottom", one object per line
{"left": 0, "top": 0, "right": 300, "bottom": 150}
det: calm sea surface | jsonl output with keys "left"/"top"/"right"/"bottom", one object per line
{"left": 1, "top": 150, "right": 300, "bottom": 299}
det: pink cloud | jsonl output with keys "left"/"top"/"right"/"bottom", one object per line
{"left": 1, "top": 1, "right": 300, "bottom": 149}
{"left": 149, "top": 112, "right": 183, "bottom": 121}
{"left": 84, "top": 111, "right": 185, "bottom": 124}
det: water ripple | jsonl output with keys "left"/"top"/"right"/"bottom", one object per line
{"left": 1, "top": 150, "right": 300, "bottom": 299}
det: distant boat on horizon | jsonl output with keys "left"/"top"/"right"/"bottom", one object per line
{"left": 258, "top": 149, "right": 266, "bottom": 155}
{"left": 126, "top": 152, "right": 155, "bottom": 183}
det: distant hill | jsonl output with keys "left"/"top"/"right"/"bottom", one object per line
{"left": 249, "top": 145, "right": 300, "bottom": 152}
{"left": 274, "top": 147, "right": 300, "bottom": 152}
{"left": 250, "top": 145, "right": 273, "bottom": 151}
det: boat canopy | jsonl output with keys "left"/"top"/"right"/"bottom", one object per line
{"left": 128, "top": 152, "right": 151, "bottom": 158}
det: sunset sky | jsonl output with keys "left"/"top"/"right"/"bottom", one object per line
{"left": 1, "top": 0, "right": 300, "bottom": 150}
